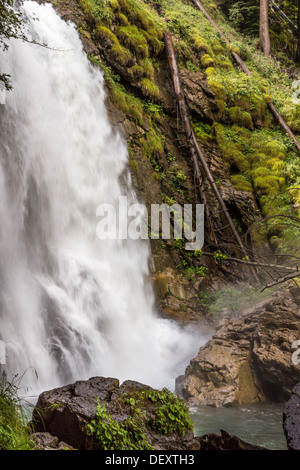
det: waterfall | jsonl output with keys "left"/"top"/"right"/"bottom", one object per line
{"left": 0, "top": 1, "right": 207, "bottom": 395}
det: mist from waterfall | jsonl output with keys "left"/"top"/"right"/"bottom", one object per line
{"left": 0, "top": 1, "right": 208, "bottom": 396}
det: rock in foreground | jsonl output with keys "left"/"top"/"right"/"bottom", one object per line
{"left": 283, "top": 382, "right": 300, "bottom": 450}
{"left": 197, "top": 430, "right": 266, "bottom": 450}
{"left": 30, "top": 376, "right": 199, "bottom": 450}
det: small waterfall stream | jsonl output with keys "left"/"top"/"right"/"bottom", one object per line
{"left": 0, "top": 1, "right": 207, "bottom": 395}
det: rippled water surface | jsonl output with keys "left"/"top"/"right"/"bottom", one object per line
{"left": 190, "top": 403, "right": 287, "bottom": 450}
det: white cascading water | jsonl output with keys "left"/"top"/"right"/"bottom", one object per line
{"left": 0, "top": 1, "right": 208, "bottom": 396}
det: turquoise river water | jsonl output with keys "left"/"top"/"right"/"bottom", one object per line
{"left": 190, "top": 402, "right": 287, "bottom": 450}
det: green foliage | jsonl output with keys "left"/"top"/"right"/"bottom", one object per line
{"left": 140, "top": 77, "right": 160, "bottom": 98}
{"left": 228, "top": 106, "right": 253, "bottom": 130}
{"left": 87, "top": 387, "right": 194, "bottom": 449}
{"left": 117, "top": 25, "right": 149, "bottom": 58}
{"left": 0, "top": 372, "right": 34, "bottom": 450}
{"left": 192, "top": 122, "right": 212, "bottom": 143}
{"left": 86, "top": 402, "right": 152, "bottom": 450}
{"left": 200, "top": 54, "right": 215, "bottom": 68}
{"left": 173, "top": 238, "right": 184, "bottom": 249}
{"left": 214, "top": 123, "right": 289, "bottom": 208}
{"left": 143, "top": 100, "right": 165, "bottom": 121}
{"left": 145, "top": 388, "right": 193, "bottom": 436}
{"left": 140, "top": 128, "right": 164, "bottom": 159}
{"left": 80, "top": 0, "right": 163, "bottom": 99}
{"left": 185, "top": 265, "right": 207, "bottom": 281}
{"left": 213, "top": 251, "right": 228, "bottom": 261}
{"left": 225, "top": 0, "right": 259, "bottom": 35}
{"left": 193, "top": 249, "right": 203, "bottom": 258}
{"left": 230, "top": 174, "right": 253, "bottom": 192}
{"left": 198, "top": 285, "right": 272, "bottom": 317}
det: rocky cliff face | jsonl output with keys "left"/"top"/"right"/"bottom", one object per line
{"left": 176, "top": 286, "right": 300, "bottom": 407}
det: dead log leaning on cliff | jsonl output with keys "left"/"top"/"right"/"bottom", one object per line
{"left": 262, "top": 270, "right": 300, "bottom": 290}
{"left": 164, "top": 30, "right": 251, "bottom": 262}
{"left": 163, "top": 33, "right": 219, "bottom": 247}
{"left": 192, "top": 0, "right": 300, "bottom": 153}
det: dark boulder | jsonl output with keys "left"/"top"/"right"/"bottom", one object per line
{"left": 197, "top": 429, "right": 267, "bottom": 450}
{"left": 30, "top": 376, "right": 199, "bottom": 450}
{"left": 283, "top": 382, "right": 300, "bottom": 450}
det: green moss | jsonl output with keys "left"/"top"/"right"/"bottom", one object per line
{"left": 95, "top": 25, "right": 132, "bottom": 66}
{"left": 141, "top": 29, "right": 164, "bottom": 56}
{"left": 217, "top": 58, "right": 234, "bottom": 71}
{"left": 253, "top": 175, "right": 283, "bottom": 196}
{"left": 193, "top": 121, "right": 212, "bottom": 143}
{"left": 139, "top": 57, "right": 154, "bottom": 80}
{"left": 140, "top": 128, "right": 164, "bottom": 158}
{"left": 127, "top": 64, "right": 144, "bottom": 81}
{"left": 117, "top": 25, "right": 149, "bottom": 58}
{"left": 116, "top": 12, "right": 129, "bottom": 25}
{"left": 200, "top": 54, "right": 215, "bottom": 68}
{"left": 140, "top": 77, "right": 159, "bottom": 99}
{"left": 207, "top": 76, "right": 227, "bottom": 101}
{"left": 192, "top": 33, "right": 210, "bottom": 54}
{"left": 231, "top": 174, "right": 253, "bottom": 192}
{"left": 78, "top": 0, "right": 94, "bottom": 18}
{"left": 228, "top": 106, "right": 253, "bottom": 129}
{"left": 252, "top": 167, "right": 284, "bottom": 196}
{"left": 265, "top": 158, "right": 285, "bottom": 175}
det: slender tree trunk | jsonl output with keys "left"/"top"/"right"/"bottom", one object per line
{"left": 297, "top": 0, "right": 300, "bottom": 63}
{"left": 260, "top": 0, "right": 271, "bottom": 56}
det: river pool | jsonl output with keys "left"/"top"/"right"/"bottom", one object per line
{"left": 190, "top": 402, "right": 287, "bottom": 450}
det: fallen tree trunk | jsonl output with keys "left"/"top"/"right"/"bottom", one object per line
{"left": 192, "top": 0, "right": 300, "bottom": 153}
{"left": 164, "top": 30, "right": 250, "bottom": 260}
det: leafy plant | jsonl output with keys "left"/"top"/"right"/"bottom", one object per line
{"left": 86, "top": 402, "right": 152, "bottom": 450}
{"left": 199, "top": 285, "right": 272, "bottom": 317}
{"left": 145, "top": 388, "right": 193, "bottom": 436}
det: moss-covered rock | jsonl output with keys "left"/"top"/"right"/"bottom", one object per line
{"left": 30, "top": 377, "right": 199, "bottom": 450}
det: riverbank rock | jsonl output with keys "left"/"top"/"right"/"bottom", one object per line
{"left": 283, "top": 382, "right": 300, "bottom": 450}
{"left": 30, "top": 376, "right": 200, "bottom": 450}
{"left": 176, "top": 287, "right": 300, "bottom": 407}
{"left": 30, "top": 432, "right": 75, "bottom": 450}
{"left": 197, "top": 429, "right": 266, "bottom": 450}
